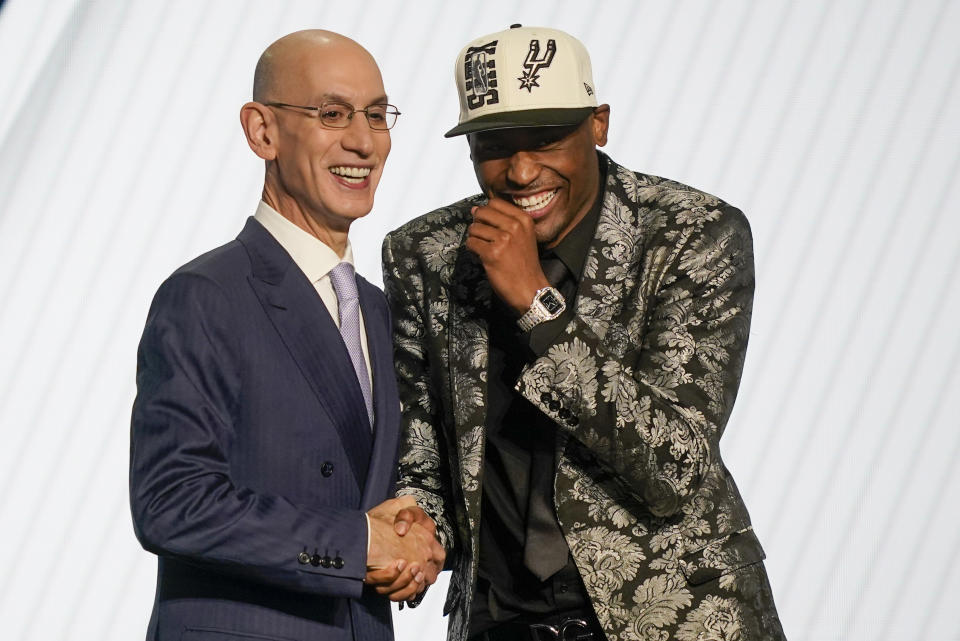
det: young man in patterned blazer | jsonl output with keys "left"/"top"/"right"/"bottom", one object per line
{"left": 383, "top": 25, "right": 786, "bottom": 641}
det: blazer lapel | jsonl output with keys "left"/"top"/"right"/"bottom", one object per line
{"left": 238, "top": 218, "right": 373, "bottom": 490}
{"left": 356, "top": 278, "right": 401, "bottom": 510}
{"left": 574, "top": 156, "right": 646, "bottom": 339}
{"left": 447, "top": 237, "right": 492, "bottom": 534}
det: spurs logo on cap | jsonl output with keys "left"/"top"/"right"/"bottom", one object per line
{"left": 518, "top": 39, "right": 556, "bottom": 92}
{"left": 464, "top": 40, "right": 499, "bottom": 110}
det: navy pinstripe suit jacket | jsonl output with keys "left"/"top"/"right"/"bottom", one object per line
{"left": 130, "top": 217, "right": 400, "bottom": 641}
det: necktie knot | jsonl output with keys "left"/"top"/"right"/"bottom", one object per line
{"left": 540, "top": 253, "right": 576, "bottom": 305}
{"left": 329, "top": 261, "right": 359, "bottom": 303}
{"left": 540, "top": 254, "right": 570, "bottom": 289}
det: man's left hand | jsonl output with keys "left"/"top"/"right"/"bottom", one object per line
{"left": 466, "top": 198, "right": 550, "bottom": 315}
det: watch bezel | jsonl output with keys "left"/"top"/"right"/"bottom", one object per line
{"left": 517, "top": 286, "right": 567, "bottom": 332}
{"left": 538, "top": 288, "right": 565, "bottom": 315}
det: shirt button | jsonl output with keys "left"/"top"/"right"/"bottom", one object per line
{"left": 321, "top": 462, "right": 334, "bottom": 477}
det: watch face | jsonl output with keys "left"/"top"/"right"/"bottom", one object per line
{"left": 540, "top": 290, "right": 565, "bottom": 315}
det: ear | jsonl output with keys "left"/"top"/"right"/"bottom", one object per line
{"left": 240, "top": 102, "right": 277, "bottom": 161}
{"left": 591, "top": 104, "right": 610, "bottom": 147}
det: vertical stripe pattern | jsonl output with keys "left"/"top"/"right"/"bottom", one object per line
{"left": 0, "top": 1, "right": 957, "bottom": 640}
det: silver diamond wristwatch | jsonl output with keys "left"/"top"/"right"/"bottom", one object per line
{"left": 517, "top": 286, "right": 566, "bottom": 332}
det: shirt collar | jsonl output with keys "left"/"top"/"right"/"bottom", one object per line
{"left": 253, "top": 200, "right": 353, "bottom": 283}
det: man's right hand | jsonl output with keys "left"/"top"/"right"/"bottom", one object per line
{"left": 466, "top": 198, "right": 551, "bottom": 315}
{"left": 365, "top": 497, "right": 444, "bottom": 601}
{"left": 393, "top": 500, "right": 445, "bottom": 577}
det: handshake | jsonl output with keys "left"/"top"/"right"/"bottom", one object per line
{"left": 365, "top": 496, "right": 446, "bottom": 601}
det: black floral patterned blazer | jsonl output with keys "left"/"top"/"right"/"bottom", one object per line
{"left": 382, "top": 154, "right": 786, "bottom": 641}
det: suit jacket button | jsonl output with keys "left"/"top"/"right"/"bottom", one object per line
{"left": 310, "top": 554, "right": 321, "bottom": 567}
{"left": 321, "top": 556, "right": 332, "bottom": 568}
{"left": 541, "top": 392, "right": 552, "bottom": 404}
{"left": 558, "top": 407, "right": 571, "bottom": 419}
{"left": 548, "top": 400, "right": 560, "bottom": 411}
{"left": 568, "top": 415, "right": 579, "bottom": 426}
{"left": 298, "top": 552, "right": 311, "bottom": 565}
{"left": 321, "top": 462, "right": 334, "bottom": 477}
{"left": 333, "top": 556, "right": 344, "bottom": 569}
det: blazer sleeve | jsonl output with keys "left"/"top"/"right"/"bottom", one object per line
{"left": 381, "top": 233, "right": 457, "bottom": 558}
{"left": 516, "top": 205, "right": 755, "bottom": 519}
{"left": 129, "top": 271, "right": 368, "bottom": 598}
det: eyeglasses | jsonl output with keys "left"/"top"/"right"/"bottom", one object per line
{"left": 265, "top": 100, "right": 401, "bottom": 130}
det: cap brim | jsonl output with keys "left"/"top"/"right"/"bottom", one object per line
{"left": 444, "top": 106, "right": 596, "bottom": 138}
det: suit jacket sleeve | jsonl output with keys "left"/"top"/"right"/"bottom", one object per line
{"left": 517, "top": 203, "right": 755, "bottom": 519}
{"left": 129, "top": 272, "right": 368, "bottom": 598}
{"left": 381, "top": 234, "right": 457, "bottom": 558}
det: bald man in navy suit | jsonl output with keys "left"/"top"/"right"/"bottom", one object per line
{"left": 130, "top": 30, "right": 443, "bottom": 641}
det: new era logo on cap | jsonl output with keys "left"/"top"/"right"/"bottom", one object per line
{"left": 446, "top": 25, "right": 598, "bottom": 137}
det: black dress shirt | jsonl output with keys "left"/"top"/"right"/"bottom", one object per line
{"left": 469, "top": 158, "right": 607, "bottom": 635}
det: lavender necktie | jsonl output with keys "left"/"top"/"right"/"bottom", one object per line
{"left": 329, "top": 261, "right": 373, "bottom": 428}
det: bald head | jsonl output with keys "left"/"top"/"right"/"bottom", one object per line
{"left": 240, "top": 29, "right": 392, "bottom": 254}
{"left": 253, "top": 29, "right": 380, "bottom": 103}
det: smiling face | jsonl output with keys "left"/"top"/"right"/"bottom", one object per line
{"left": 261, "top": 36, "right": 391, "bottom": 236}
{"left": 468, "top": 106, "right": 609, "bottom": 247}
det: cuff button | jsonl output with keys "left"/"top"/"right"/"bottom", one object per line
{"left": 333, "top": 556, "right": 344, "bottom": 569}
{"left": 321, "top": 556, "right": 332, "bottom": 568}
{"left": 310, "top": 554, "right": 321, "bottom": 567}
{"left": 298, "top": 552, "right": 311, "bottom": 565}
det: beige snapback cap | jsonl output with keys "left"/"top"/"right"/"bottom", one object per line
{"left": 445, "top": 24, "right": 598, "bottom": 137}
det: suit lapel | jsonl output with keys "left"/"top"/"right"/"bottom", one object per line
{"left": 447, "top": 235, "right": 492, "bottom": 534}
{"left": 357, "top": 278, "right": 401, "bottom": 510}
{"left": 238, "top": 218, "right": 372, "bottom": 490}
{"left": 573, "top": 156, "right": 646, "bottom": 338}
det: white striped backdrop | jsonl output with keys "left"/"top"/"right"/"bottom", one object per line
{"left": 0, "top": 1, "right": 957, "bottom": 639}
